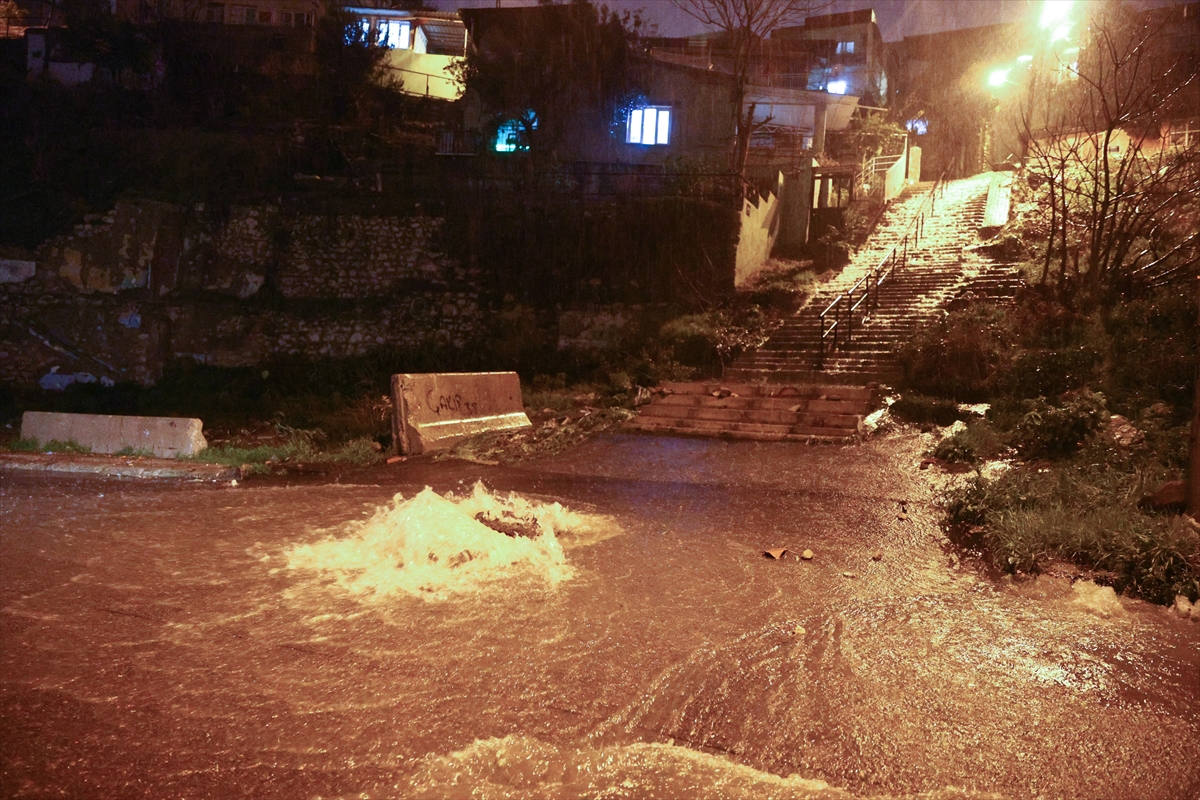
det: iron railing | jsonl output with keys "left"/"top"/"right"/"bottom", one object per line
{"left": 817, "top": 171, "right": 948, "bottom": 369}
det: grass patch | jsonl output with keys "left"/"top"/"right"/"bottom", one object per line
{"left": 6, "top": 438, "right": 40, "bottom": 452}
{"left": 942, "top": 435, "right": 1197, "bottom": 604}
{"left": 113, "top": 446, "right": 155, "bottom": 458}
{"left": 41, "top": 439, "right": 92, "bottom": 454}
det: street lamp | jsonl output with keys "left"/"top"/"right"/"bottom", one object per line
{"left": 1039, "top": 0, "right": 1073, "bottom": 30}
{"left": 988, "top": 67, "right": 1012, "bottom": 89}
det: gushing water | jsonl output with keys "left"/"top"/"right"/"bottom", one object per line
{"left": 285, "top": 482, "right": 618, "bottom": 601}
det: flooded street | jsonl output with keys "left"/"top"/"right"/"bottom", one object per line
{"left": 2, "top": 433, "right": 1198, "bottom": 799}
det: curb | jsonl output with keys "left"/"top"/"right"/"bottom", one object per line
{"left": 0, "top": 452, "right": 240, "bottom": 482}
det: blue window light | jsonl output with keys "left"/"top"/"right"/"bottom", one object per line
{"left": 627, "top": 106, "right": 671, "bottom": 145}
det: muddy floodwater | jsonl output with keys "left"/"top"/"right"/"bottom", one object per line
{"left": 2, "top": 433, "right": 1198, "bottom": 799}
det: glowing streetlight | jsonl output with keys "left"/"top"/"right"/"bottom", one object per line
{"left": 1050, "top": 22, "right": 1073, "bottom": 43}
{"left": 988, "top": 67, "right": 1012, "bottom": 88}
{"left": 1040, "top": 0, "right": 1073, "bottom": 30}
{"left": 1017, "top": 54, "right": 1034, "bottom": 63}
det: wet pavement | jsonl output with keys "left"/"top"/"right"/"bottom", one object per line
{"left": 2, "top": 432, "right": 1198, "bottom": 799}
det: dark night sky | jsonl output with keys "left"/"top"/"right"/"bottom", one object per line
{"left": 426, "top": 0, "right": 1041, "bottom": 41}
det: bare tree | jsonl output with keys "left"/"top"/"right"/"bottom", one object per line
{"left": 1017, "top": 2, "right": 1200, "bottom": 301}
{"left": 672, "top": 0, "right": 828, "bottom": 177}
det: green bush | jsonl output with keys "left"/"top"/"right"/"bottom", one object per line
{"left": 940, "top": 437, "right": 1197, "bottom": 604}
{"left": 890, "top": 394, "right": 964, "bottom": 426}
{"left": 1003, "top": 347, "right": 1102, "bottom": 398}
{"left": 898, "top": 304, "right": 1012, "bottom": 401}
{"left": 659, "top": 306, "right": 772, "bottom": 372}
{"left": 931, "top": 420, "right": 1006, "bottom": 464}
{"left": 1009, "top": 391, "right": 1107, "bottom": 460}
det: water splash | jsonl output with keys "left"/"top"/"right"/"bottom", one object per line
{"left": 405, "top": 736, "right": 1010, "bottom": 800}
{"left": 286, "top": 483, "right": 615, "bottom": 601}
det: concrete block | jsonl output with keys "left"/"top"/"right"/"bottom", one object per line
{"left": 982, "top": 172, "right": 1013, "bottom": 229}
{"left": 21, "top": 411, "right": 207, "bottom": 458}
{"left": 390, "top": 372, "right": 531, "bottom": 455}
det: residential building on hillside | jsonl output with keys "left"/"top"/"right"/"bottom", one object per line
{"left": 344, "top": 6, "right": 465, "bottom": 99}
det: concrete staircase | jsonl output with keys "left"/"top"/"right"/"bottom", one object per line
{"left": 725, "top": 173, "right": 998, "bottom": 385}
{"left": 627, "top": 381, "right": 877, "bottom": 442}
{"left": 629, "top": 173, "right": 1017, "bottom": 442}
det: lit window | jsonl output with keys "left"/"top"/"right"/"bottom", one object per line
{"left": 378, "top": 20, "right": 411, "bottom": 49}
{"left": 836, "top": 41, "right": 855, "bottom": 55}
{"left": 494, "top": 116, "right": 536, "bottom": 153}
{"left": 827, "top": 80, "right": 847, "bottom": 95}
{"left": 906, "top": 118, "right": 928, "bottom": 135}
{"left": 627, "top": 106, "right": 671, "bottom": 145}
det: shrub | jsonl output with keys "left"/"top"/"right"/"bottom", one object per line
{"left": 889, "top": 394, "right": 964, "bottom": 426}
{"left": 898, "top": 304, "right": 1013, "bottom": 401}
{"left": 940, "top": 437, "right": 1198, "bottom": 604}
{"left": 1009, "top": 391, "right": 1107, "bottom": 459}
{"left": 659, "top": 306, "right": 772, "bottom": 372}
{"left": 931, "top": 420, "right": 1007, "bottom": 464}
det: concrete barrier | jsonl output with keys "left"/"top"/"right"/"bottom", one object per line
{"left": 390, "top": 372, "right": 532, "bottom": 455}
{"left": 982, "top": 171, "right": 1013, "bottom": 229}
{"left": 21, "top": 411, "right": 208, "bottom": 458}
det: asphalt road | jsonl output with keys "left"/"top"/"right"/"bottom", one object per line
{"left": 2, "top": 432, "right": 1198, "bottom": 799}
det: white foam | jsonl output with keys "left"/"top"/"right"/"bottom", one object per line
{"left": 286, "top": 483, "right": 614, "bottom": 601}
{"left": 405, "top": 735, "right": 1008, "bottom": 799}
{"left": 1070, "top": 580, "right": 1125, "bottom": 619}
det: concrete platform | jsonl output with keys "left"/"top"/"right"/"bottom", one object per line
{"left": 21, "top": 411, "right": 208, "bottom": 458}
{"left": 391, "top": 372, "right": 532, "bottom": 455}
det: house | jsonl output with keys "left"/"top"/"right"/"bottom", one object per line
{"left": 772, "top": 8, "right": 888, "bottom": 105}
{"left": 344, "top": 6, "right": 465, "bottom": 100}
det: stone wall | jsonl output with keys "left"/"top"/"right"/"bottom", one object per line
{"left": 0, "top": 200, "right": 486, "bottom": 388}
{"left": 1, "top": 193, "right": 740, "bottom": 390}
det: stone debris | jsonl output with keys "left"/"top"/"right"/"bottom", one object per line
{"left": 1173, "top": 595, "right": 1195, "bottom": 620}
{"left": 801, "top": 549, "right": 814, "bottom": 560}
{"left": 793, "top": 625, "right": 806, "bottom": 636}
{"left": 842, "top": 571, "right": 858, "bottom": 579}
{"left": 1107, "top": 415, "right": 1144, "bottom": 448}
{"left": 871, "top": 551, "right": 883, "bottom": 561}
{"left": 764, "top": 548, "right": 788, "bottom": 560}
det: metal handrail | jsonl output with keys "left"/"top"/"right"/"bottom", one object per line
{"left": 818, "top": 170, "right": 948, "bottom": 369}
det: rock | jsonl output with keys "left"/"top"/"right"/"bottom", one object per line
{"left": 1174, "top": 595, "right": 1194, "bottom": 619}
{"left": 1141, "top": 480, "right": 1187, "bottom": 511}
{"left": 764, "top": 548, "right": 787, "bottom": 559}
{"left": 801, "top": 549, "right": 814, "bottom": 560}
{"left": 794, "top": 625, "right": 806, "bottom": 636}
{"left": 1191, "top": 602, "right": 1200, "bottom": 623}
{"left": 871, "top": 551, "right": 883, "bottom": 561}
{"left": 1107, "top": 415, "right": 1144, "bottom": 448}
{"left": 842, "top": 571, "right": 858, "bottom": 578}
{"left": 947, "top": 420, "right": 968, "bottom": 436}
